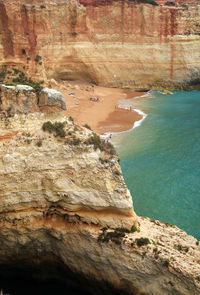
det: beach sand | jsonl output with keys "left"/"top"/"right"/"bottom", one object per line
{"left": 57, "top": 81, "right": 145, "bottom": 134}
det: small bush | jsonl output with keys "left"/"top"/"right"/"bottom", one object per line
{"left": 101, "top": 227, "right": 108, "bottom": 232}
{"left": 40, "top": 5, "right": 46, "bottom": 8}
{"left": 42, "top": 121, "right": 54, "bottom": 133}
{"left": 69, "top": 116, "right": 74, "bottom": 123}
{"left": 165, "top": 1, "right": 175, "bottom": 5}
{"left": 25, "top": 139, "right": 31, "bottom": 144}
{"left": 115, "top": 227, "right": 130, "bottom": 233}
{"left": 163, "top": 259, "right": 170, "bottom": 267}
{"left": 83, "top": 123, "right": 92, "bottom": 130}
{"left": 9, "top": 69, "right": 44, "bottom": 93}
{"left": 103, "top": 142, "right": 116, "bottom": 155}
{"left": 6, "top": 106, "right": 13, "bottom": 118}
{"left": 85, "top": 133, "right": 103, "bottom": 151}
{"left": 72, "top": 136, "right": 81, "bottom": 145}
{"left": 134, "top": 0, "right": 158, "bottom": 5}
{"left": 42, "top": 121, "right": 66, "bottom": 137}
{"left": 131, "top": 225, "right": 138, "bottom": 233}
{"left": 36, "top": 141, "right": 42, "bottom": 147}
{"left": 97, "top": 227, "right": 126, "bottom": 244}
{"left": 54, "top": 122, "right": 66, "bottom": 137}
{"left": 99, "top": 158, "right": 109, "bottom": 164}
{"left": 34, "top": 55, "right": 42, "bottom": 62}
{"left": 136, "top": 237, "right": 151, "bottom": 247}
{"left": 13, "top": 68, "right": 20, "bottom": 75}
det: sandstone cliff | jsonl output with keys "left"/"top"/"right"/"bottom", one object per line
{"left": 0, "top": 109, "right": 199, "bottom": 294}
{"left": 0, "top": 0, "right": 200, "bottom": 88}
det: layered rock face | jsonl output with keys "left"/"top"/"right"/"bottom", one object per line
{"left": 0, "top": 0, "right": 200, "bottom": 87}
{"left": 0, "top": 112, "right": 199, "bottom": 294}
{"left": 0, "top": 84, "right": 66, "bottom": 114}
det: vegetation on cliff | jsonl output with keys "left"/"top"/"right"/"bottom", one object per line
{"left": 128, "top": 0, "right": 158, "bottom": 5}
{"left": 0, "top": 67, "right": 44, "bottom": 93}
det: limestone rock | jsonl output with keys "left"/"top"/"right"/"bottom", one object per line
{"left": 0, "top": 84, "right": 66, "bottom": 114}
{"left": 163, "top": 89, "right": 173, "bottom": 95}
{"left": 0, "top": 114, "right": 199, "bottom": 295}
{"left": 38, "top": 88, "right": 66, "bottom": 110}
{"left": 49, "top": 78, "right": 58, "bottom": 88}
{"left": 0, "top": 84, "right": 38, "bottom": 114}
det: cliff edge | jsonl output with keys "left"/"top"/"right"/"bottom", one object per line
{"left": 0, "top": 87, "right": 199, "bottom": 294}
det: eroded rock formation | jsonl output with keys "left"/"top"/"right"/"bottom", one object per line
{"left": 0, "top": 113, "right": 199, "bottom": 295}
{"left": 0, "top": 0, "right": 200, "bottom": 88}
{"left": 0, "top": 84, "right": 66, "bottom": 114}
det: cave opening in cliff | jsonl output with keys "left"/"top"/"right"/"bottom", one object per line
{"left": 0, "top": 258, "right": 132, "bottom": 295}
{"left": 21, "top": 49, "right": 26, "bottom": 55}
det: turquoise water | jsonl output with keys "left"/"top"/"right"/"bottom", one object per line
{"left": 114, "top": 91, "right": 200, "bottom": 240}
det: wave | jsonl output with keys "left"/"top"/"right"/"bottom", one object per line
{"left": 133, "top": 109, "right": 147, "bottom": 129}
{"left": 102, "top": 108, "right": 147, "bottom": 142}
{"left": 102, "top": 92, "right": 151, "bottom": 140}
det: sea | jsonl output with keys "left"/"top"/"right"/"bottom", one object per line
{"left": 113, "top": 90, "right": 200, "bottom": 241}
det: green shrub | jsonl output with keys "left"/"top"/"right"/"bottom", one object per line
{"left": 42, "top": 121, "right": 54, "bottom": 133}
{"left": 85, "top": 133, "right": 103, "bottom": 151}
{"left": 103, "top": 142, "right": 116, "bottom": 155}
{"left": 9, "top": 69, "right": 44, "bottom": 93}
{"left": 131, "top": 225, "right": 138, "bottom": 233}
{"left": 84, "top": 133, "right": 117, "bottom": 154}
{"left": 36, "top": 141, "right": 42, "bottom": 147}
{"left": 53, "top": 122, "right": 66, "bottom": 137}
{"left": 129, "top": 0, "right": 158, "bottom": 5}
{"left": 97, "top": 227, "right": 126, "bottom": 244}
{"left": 13, "top": 68, "right": 20, "bottom": 75}
{"left": 69, "top": 116, "right": 74, "bottom": 123}
{"left": 83, "top": 123, "right": 92, "bottom": 130}
{"left": 72, "top": 137, "right": 81, "bottom": 145}
{"left": 34, "top": 55, "right": 42, "bottom": 62}
{"left": 115, "top": 227, "right": 130, "bottom": 233}
{"left": 40, "top": 5, "right": 46, "bottom": 8}
{"left": 42, "top": 121, "right": 66, "bottom": 138}
{"left": 25, "top": 139, "right": 31, "bottom": 144}
{"left": 101, "top": 227, "right": 108, "bottom": 232}
{"left": 136, "top": 237, "right": 151, "bottom": 247}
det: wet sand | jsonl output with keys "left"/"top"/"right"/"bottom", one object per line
{"left": 57, "top": 81, "right": 145, "bottom": 134}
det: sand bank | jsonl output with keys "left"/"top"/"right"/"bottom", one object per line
{"left": 57, "top": 81, "right": 146, "bottom": 134}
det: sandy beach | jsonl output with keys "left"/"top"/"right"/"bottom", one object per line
{"left": 56, "top": 81, "right": 145, "bottom": 134}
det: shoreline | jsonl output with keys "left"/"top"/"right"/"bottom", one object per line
{"left": 56, "top": 80, "right": 148, "bottom": 135}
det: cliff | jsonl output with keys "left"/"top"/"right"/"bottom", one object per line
{"left": 0, "top": 97, "right": 199, "bottom": 294}
{"left": 0, "top": 0, "right": 200, "bottom": 88}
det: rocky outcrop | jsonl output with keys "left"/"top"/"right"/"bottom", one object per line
{"left": 0, "top": 84, "right": 66, "bottom": 114}
{"left": 39, "top": 87, "right": 66, "bottom": 110}
{"left": 0, "top": 113, "right": 199, "bottom": 295}
{"left": 0, "top": 0, "right": 200, "bottom": 88}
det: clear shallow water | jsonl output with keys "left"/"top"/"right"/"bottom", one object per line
{"left": 114, "top": 91, "right": 200, "bottom": 240}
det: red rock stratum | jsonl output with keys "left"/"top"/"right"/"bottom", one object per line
{"left": 0, "top": 0, "right": 200, "bottom": 87}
